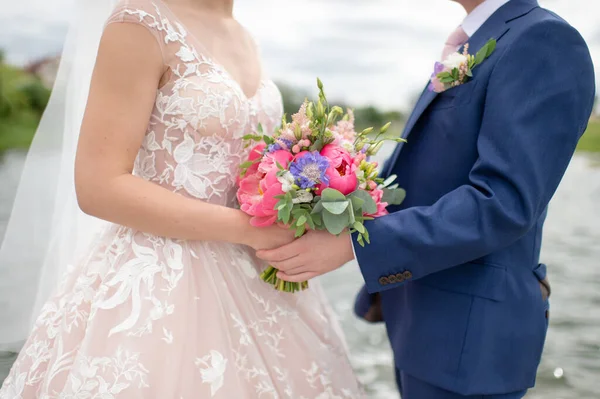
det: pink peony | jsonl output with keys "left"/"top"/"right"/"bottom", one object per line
{"left": 237, "top": 169, "right": 284, "bottom": 227}
{"left": 317, "top": 144, "right": 358, "bottom": 195}
{"left": 244, "top": 143, "right": 266, "bottom": 177}
{"left": 365, "top": 187, "right": 389, "bottom": 217}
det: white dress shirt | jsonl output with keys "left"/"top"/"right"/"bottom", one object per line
{"left": 461, "top": 0, "right": 511, "bottom": 37}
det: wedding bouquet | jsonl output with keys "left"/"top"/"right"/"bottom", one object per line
{"left": 237, "top": 79, "right": 407, "bottom": 292}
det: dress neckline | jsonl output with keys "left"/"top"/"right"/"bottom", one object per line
{"left": 154, "top": 0, "right": 264, "bottom": 101}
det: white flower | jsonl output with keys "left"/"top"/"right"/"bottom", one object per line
{"left": 442, "top": 52, "right": 468, "bottom": 70}
{"left": 277, "top": 171, "right": 295, "bottom": 193}
{"left": 292, "top": 190, "right": 314, "bottom": 204}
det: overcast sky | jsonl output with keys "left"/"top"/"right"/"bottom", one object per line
{"left": 1, "top": 0, "right": 598, "bottom": 110}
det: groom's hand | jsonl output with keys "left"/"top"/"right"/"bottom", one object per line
{"left": 256, "top": 230, "right": 355, "bottom": 282}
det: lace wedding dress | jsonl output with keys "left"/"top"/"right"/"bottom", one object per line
{"left": 0, "top": 1, "right": 364, "bottom": 397}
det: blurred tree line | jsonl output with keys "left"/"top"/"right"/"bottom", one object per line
{"left": 0, "top": 50, "right": 597, "bottom": 152}
{"left": 277, "top": 82, "right": 406, "bottom": 133}
{"left": 0, "top": 50, "right": 51, "bottom": 150}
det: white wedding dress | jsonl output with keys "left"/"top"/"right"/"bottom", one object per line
{"left": 0, "top": 0, "right": 364, "bottom": 397}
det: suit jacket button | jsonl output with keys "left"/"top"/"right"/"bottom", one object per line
{"left": 403, "top": 271, "right": 413, "bottom": 280}
{"left": 395, "top": 273, "right": 405, "bottom": 283}
{"left": 379, "top": 277, "right": 390, "bottom": 285}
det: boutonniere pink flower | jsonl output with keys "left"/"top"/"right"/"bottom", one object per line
{"left": 429, "top": 39, "right": 497, "bottom": 93}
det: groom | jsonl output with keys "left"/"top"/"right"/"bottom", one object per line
{"left": 258, "top": 0, "right": 595, "bottom": 397}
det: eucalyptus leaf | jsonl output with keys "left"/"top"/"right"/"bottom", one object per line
{"left": 382, "top": 188, "right": 406, "bottom": 206}
{"left": 347, "top": 199, "right": 355, "bottom": 225}
{"left": 440, "top": 76, "right": 455, "bottom": 84}
{"left": 322, "top": 201, "right": 349, "bottom": 215}
{"left": 437, "top": 72, "right": 452, "bottom": 79}
{"left": 352, "top": 190, "right": 377, "bottom": 214}
{"left": 322, "top": 210, "right": 349, "bottom": 235}
{"left": 321, "top": 188, "right": 347, "bottom": 202}
{"left": 306, "top": 214, "right": 315, "bottom": 229}
{"left": 311, "top": 212, "right": 322, "bottom": 227}
{"left": 349, "top": 195, "right": 365, "bottom": 211}
{"left": 311, "top": 201, "right": 324, "bottom": 214}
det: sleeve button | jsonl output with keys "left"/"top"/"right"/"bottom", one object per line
{"left": 379, "top": 277, "right": 390, "bottom": 285}
{"left": 403, "top": 271, "right": 413, "bottom": 280}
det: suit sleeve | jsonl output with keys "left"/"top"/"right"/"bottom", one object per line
{"left": 353, "top": 20, "right": 596, "bottom": 294}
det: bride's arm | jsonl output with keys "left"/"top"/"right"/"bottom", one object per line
{"left": 75, "top": 23, "right": 290, "bottom": 249}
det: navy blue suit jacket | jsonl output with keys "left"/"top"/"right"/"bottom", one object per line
{"left": 353, "top": 0, "right": 595, "bottom": 395}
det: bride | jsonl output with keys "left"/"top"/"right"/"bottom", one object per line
{"left": 0, "top": 0, "right": 364, "bottom": 397}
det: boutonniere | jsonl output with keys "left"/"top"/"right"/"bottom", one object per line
{"left": 429, "top": 39, "right": 497, "bottom": 93}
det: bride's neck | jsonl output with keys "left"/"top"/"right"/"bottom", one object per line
{"left": 167, "top": 0, "right": 234, "bottom": 18}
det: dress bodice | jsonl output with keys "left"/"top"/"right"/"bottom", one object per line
{"left": 107, "top": 0, "right": 284, "bottom": 207}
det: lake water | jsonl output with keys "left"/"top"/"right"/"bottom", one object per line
{"left": 1, "top": 149, "right": 599, "bottom": 398}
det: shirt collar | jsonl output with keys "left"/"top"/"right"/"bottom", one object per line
{"left": 461, "top": 0, "right": 511, "bottom": 37}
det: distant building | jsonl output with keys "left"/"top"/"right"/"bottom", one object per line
{"left": 25, "top": 55, "right": 60, "bottom": 88}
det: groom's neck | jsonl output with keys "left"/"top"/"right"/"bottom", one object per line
{"left": 453, "top": 0, "right": 486, "bottom": 14}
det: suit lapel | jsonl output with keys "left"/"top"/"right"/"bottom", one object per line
{"left": 385, "top": 0, "right": 539, "bottom": 176}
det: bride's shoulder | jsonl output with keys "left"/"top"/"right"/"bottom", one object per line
{"left": 107, "top": 0, "right": 167, "bottom": 25}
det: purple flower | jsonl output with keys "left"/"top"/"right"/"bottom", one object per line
{"left": 267, "top": 143, "right": 282, "bottom": 153}
{"left": 267, "top": 138, "right": 294, "bottom": 153}
{"left": 428, "top": 62, "right": 446, "bottom": 92}
{"left": 433, "top": 62, "right": 445, "bottom": 76}
{"left": 280, "top": 138, "right": 294, "bottom": 148}
{"left": 290, "top": 152, "right": 330, "bottom": 189}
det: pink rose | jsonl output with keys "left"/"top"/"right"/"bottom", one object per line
{"left": 365, "top": 187, "right": 389, "bottom": 217}
{"left": 318, "top": 144, "right": 358, "bottom": 195}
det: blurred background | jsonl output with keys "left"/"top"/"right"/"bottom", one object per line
{"left": 1, "top": 0, "right": 599, "bottom": 397}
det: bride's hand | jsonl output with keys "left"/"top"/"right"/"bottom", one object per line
{"left": 245, "top": 223, "right": 296, "bottom": 251}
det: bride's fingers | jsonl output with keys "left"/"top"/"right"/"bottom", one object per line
{"left": 276, "top": 271, "right": 317, "bottom": 283}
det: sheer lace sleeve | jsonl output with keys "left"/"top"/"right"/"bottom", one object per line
{"left": 105, "top": 0, "right": 167, "bottom": 65}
